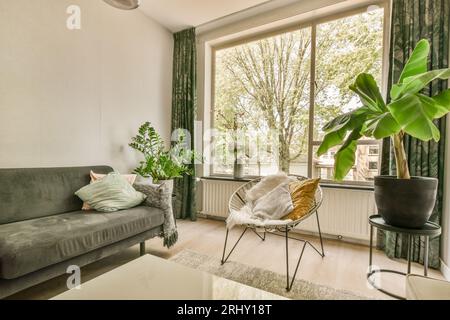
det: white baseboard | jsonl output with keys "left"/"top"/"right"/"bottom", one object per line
{"left": 441, "top": 259, "right": 450, "bottom": 281}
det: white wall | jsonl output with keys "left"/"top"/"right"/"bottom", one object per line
{"left": 0, "top": 0, "right": 173, "bottom": 173}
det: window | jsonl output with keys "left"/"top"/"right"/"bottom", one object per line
{"left": 369, "top": 146, "right": 379, "bottom": 155}
{"left": 211, "top": 4, "right": 386, "bottom": 184}
{"left": 369, "top": 161, "right": 379, "bottom": 170}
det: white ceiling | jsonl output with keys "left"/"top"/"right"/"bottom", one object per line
{"left": 139, "top": 0, "right": 273, "bottom": 32}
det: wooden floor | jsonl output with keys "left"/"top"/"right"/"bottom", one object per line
{"left": 9, "top": 218, "right": 445, "bottom": 300}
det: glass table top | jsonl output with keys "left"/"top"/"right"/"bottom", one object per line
{"left": 52, "top": 254, "right": 287, "bottom": 300}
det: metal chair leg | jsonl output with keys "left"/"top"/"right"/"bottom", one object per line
{"left": 252, "top": 228, "right": 266, "bottom": 241}
{"left": 221, "top": 229, "right": 230, "bottom": 264}
{"left": 221, "top": 227, "right": 248, "bottom": 265}
{"left": 316, "top": 210, "right": 325, "bottom": 257}
{"left": 288, "top": 243, "right": 307, "bottom": 291}
{"left": 221, "top": 221, "right": 326, "bottom": 292}
{"left": 285, "top": 228, "right": 289, "bottom": 291}
{"left": 285, "top": 227, "right": 308, "bottom": 292}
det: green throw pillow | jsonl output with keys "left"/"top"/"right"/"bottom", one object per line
{"left": 75, "top": 172, "right": 146, "bottom": 212}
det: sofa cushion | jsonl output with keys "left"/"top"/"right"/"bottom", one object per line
{"left": 75, "top": 173, "right": 146, "bottom": 212}
{"left": 0, "top": 206, "right": 164, "bottom": 279}
{"left": 0, "top": 166, "right": 113, "bottom": 224}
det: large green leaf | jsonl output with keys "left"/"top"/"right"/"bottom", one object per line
{"left": 322, "top": 112, "right": 352, "bottom": 133}
{"left": 333, "top": 127, "right": 363, "bottom": 181}
{"left": 391, "top": 68, "right": 450, "bottom": 100}
{"left": 349, "top": 73, "right": 386, "bottom": 112}
{"left": 388, "top": 94, "right": 442, "bottom": 141}
{"left": 364, "top": 112, "right": 401, "bottom": 139}
{"left": 398, "top": 39, "right": 430, "bottom": 83}
{"left": 318, "top": 108, "right": 370, "bottom": 156}
{"left": 317, "top": 127, "right": 347, "bottom": 157}
{"left": 428, "top": 88, "right": 450, "bottom": 118}
{"left": 322, "top": 106, "right": 372, "bottom": 133}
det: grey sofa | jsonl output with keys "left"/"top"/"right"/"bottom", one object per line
{"left": 0, "top": 166, "right": 165, "bottom": 299}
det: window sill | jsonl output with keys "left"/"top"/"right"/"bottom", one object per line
{"left": 200, "top": 176, "right": 374, "bottom": 191}
{"left": 200, "top": 176, "right": 253, "bottom": 183}
{"left": 319, "top": 183, "right": 374, "bottom": 191}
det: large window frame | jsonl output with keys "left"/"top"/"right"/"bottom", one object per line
{"left": 208, "top": 0, "right": 391, "bottom": 186}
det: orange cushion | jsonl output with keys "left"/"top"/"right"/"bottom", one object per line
{"left": 82, "top": 171, "right": 137, "bottom": 210}
{"left": 283, "top": 178, "right": 320, "bottom": 221}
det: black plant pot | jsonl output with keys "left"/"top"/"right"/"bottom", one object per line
{"left": 374, "top": 176, "right": 438, "bottom": 229}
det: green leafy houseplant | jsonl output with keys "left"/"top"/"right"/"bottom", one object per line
{"left": 129, "top": 122, "right": 198, "bottom": 183}
{"left": 318, "top": 39, "right": 450, "bottom": 180}
{"left": 317, "top": 39, "right": 450, "bottom": 228}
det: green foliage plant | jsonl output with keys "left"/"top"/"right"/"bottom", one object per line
{"left": 317, "top": 39, "right": 450, "bottom": 180}
{"left": 129, "top": 122, "right": 199, "bottom": 183}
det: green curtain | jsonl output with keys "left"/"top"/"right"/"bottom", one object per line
{"left": 171, "top": 28, "right": 197, "bottom": 221}
{"left": 378, "top": 0, "right": 449, "bottom": 268}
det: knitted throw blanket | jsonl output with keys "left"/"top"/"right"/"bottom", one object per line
{"left": 134, "top": 183, "right": 178, "bottom": 248}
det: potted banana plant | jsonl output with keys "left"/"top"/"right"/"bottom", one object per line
{"left": 317, "top": 39, "right": 450, "bottom": 228}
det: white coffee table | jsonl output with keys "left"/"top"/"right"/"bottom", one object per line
{"left": 52, "top": 254, "right": 286, "bottom": 300}
{"left": 406, "top": 275, "right": 450, "bottom": 300}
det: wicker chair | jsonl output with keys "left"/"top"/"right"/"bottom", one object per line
{"left": 221, "top": 175, "right": 325, "bottom": 291}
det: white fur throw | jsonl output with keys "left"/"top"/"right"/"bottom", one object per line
{"left": 227, "top": 180, "right": 294, "bottom": 230}
{"left": 253, "top": 182, "right": 293, "bottom": 220}
{"left": 245, "top": 172, "right": 291, "bottom": 202}
{"left": 227, "top": 205, "right": 292, "bottom": 230}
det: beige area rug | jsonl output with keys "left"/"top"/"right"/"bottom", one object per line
{"left": 170, "top": 250, "right": 371, "bottom": 300}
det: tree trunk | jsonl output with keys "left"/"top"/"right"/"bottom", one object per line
{"left": 233, "top": 132, "right": 238, "bottom": 163}
{"left": 392, "top": 132, "right": 411, "bottom": 179}
{"left": 278, "top": 135, "right": 290, "bottom": 174}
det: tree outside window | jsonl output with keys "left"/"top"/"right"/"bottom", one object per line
{"left": 212, "top": 6, "right": 385, "bottom": 183}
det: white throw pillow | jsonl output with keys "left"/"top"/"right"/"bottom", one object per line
{"left": 245, "top": 172, "right": 291, "bottom": 202}
{"left": 252, "top": 182, "right": 294, "bottom": 220}
{"left": 75, "top": 173, "right": 146, "bottom": 213}
{"left": 82, "top": 171, "right": 137, "bottom": 210}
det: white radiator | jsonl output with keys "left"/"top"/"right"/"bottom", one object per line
{"left": 200, "top": 179, "right": 247, "bottom": 218}
{"left": 200, "top": 179, "right": 376, "bottom": 242}
{"left": 295, "top": 187, "right": 376, "bottom": 242}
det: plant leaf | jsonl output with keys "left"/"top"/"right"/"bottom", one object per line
{"left": 364, "top": 112, "right": 401, "bottom": 139}
{"left": 388, "top": 94, "right": 442, "bottom": 141}
{"left": 318, "top": 108, "right": 369, "bottom": 156}
{"left": 391, "top": 68, "right": 450, "bottom": 100}
{"left": 322, "top": 112, "right": 353, "bottom": 133}
{"left": 333, "top": 127, "right": 363, "bottom": 181}
{"left": 322, "top": 106, "right": 372, "bottom": 133}
{"left": 398, "top": 39, "right": 430, "bottom": 83}
{"left": 317, "top": 127, "right": 347, "bottom": 156}
{"left": 349, "top": 73, "right": 386, "bottom": 112}
{"left": 427, "top": 88, "right": 450, "bottom": 118}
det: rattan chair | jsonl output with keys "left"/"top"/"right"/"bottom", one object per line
{"left": 221, "top": 175, "right": 325, "bottom": 291}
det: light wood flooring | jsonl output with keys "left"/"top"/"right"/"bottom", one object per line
{"left": 8, "top": 218, "right": 445, "bottom": 300}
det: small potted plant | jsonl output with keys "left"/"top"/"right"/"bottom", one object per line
{"left": 317, "top": 39, "right": 450, "bottom": 228}
{"left": 217, "top": 109, "right": 247, "bottom": 179}
{"left": 129, "top": 122, "right": 198, "bottom": 194}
